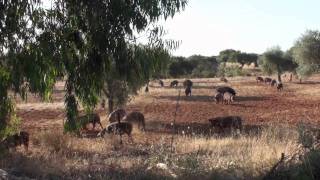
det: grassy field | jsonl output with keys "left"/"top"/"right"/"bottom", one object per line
{"left": 1, "top": 75, "right": 320, "bottom": 179}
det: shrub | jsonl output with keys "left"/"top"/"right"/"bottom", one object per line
{"left": 217, "top": 63, "right": 244, "bottom": 77}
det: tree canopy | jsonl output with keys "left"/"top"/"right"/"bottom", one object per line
{"left": 0, "top": 0, "right": 54, "bottom": 136}
{"left": 0, "top": 0, "right": 188, "bottom": 136}
{"left": 258, "top": 47, "right": 297, "bottom": 82}
{"left": 292, "top": 30, "right": 320, "bottom": 79}
{"left": 218, "top": 49, "right": 258, "bottom": 65}
{"left": 168, "top": 55, "right": 218, "bottom": 78}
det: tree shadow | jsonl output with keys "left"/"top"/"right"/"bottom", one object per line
{"left": 0, "top": 151, "right": 170, "bottom": 180}
{"left": 149, "top": 85, "right": 215, "bottom": 90}
{"left": 229, "top": 103, "right": 254, "bottom": 108}
{"left": 293, "top": 81, "right": 320, "bottom": 85}
{"left": 146, "top": 121, "right": 265, "bottom": 137}
{"left": 242, "top": 124, "right": 264, "bottom": 136}
{"left": 64, "top": 143, "right": 150, "bottom": 159}
{"left": 146, "top": 121, "right": 213, "bottom": 136}
{"left": 156, "top": 95, "right": 214, "bottom": 102}
{"left": 235, "top": 96, "right": 267, "bottom": 102}
{"left": 79, "top": 129, "right": 101, "bottom": 138}
{"left": 191, "top": 86, "right": 216, "bottom": 89}
{"left": 156, "top": 95, "right": 266, "bottom": 103}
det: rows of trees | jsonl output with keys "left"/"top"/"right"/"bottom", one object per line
{"left": 166, "top": 50, "right": 258, "bottom": 78}
{"left": 168, "top": 55, "right": 218, "bottom": 78}
{"left": 166, "top": 29, "right": 320, "bottom": 81}
{"left": 167, "top": 30, "right": 320, "bottom": 81}
{"left": 0, "top": 0, "right": 187, "bottom": 137}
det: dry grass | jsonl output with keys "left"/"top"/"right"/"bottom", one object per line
{"left": 174, "top": 125, "right": 299, "bottom": 178}
{"left": 0, "top": 125, "right": 302, "bottom": 179}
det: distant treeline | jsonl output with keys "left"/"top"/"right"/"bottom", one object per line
{"left": 165, "top": 30, "right": 320, "bottom": 83}
{"left": 166, "top": 49, "right": 259, "bottom": 78}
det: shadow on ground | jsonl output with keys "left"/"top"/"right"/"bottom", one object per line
{"left": 292, "top": 81, "right": 320, "bottom": 85}
{"left": 156, "top": 95, "right": 267, "bottom": 103}
{"left": 156, "top": 95, "right": 214, "bottom": 102}
{"left": 146, "top": 121, "right": 265, "bottom": 137}
{"left": 149, "top": 85, "right": 215, "bottom": 90}
{"left": 235, "top": 96, "right": 267, "bottom": 102}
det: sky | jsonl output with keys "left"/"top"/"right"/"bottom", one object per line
{"left": 161, "top": 0, "right": 320, "bottom": 57}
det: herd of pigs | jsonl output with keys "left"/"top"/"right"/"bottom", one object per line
{"left": 1, "top": 76, "right": 285, "bottom": 149}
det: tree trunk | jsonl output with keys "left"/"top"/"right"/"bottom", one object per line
{"left": 276, "top": 65, "right": 282, "bottom": 82}
{"left": 64, "top": 93, "right": 78, "bottom": 132}
{"left": 108, "top": 97, "right": 114, "bottom": 114}
{"left": 277, "top": 72, "right": 282, "bottom": 82}
{"left": 289, "top": 73, "right": 292, "bottom": 82}
{"left": 0, "top": 98, "right": 8, "bottom": 133}
{"left": 145, "top": 80, "right": 149, "bottom": 93}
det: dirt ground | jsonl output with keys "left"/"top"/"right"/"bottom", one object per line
{"left": 16, "top": 75, "right": 320, "bottom": 135}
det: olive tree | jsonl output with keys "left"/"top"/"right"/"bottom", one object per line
{"left": 292, "top": 30, "right": 320, "bottom": 81}
{"left": 258, "top": 47, "right": 297, "bottom": 82}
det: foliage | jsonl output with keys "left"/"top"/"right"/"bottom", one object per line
{"left": 47, "top": 0, "right": 187, "bottom": 130}
{"left": 237, "top": 52, "right": 259, "bottom": 65}
{"left": 168, "top": 51, "right": 257, "bottom": 78}
{"left": 218, "top": 49, "right": 239, "bottom": 63}
{"left": 292, "top": 30, "right": 320, "bottom": 79}
{"left": 0, "top": 0, "right": 54, "bottom": 138}
{"left": 102, "top": 45, "right": 171, "bottom": 112}
{"left": 218, "top": 49, "right": 258, "bottom": 65}
{"left": 0, "top": 0, "right": 188, "bottom": 134}
{"left": 168, "top": 55, "right": 218, "bottom": 78}
{"left": 258, "top": 47, "right": 297, "bottom": 81}
{"left": 169, "top": 56, "right": 194, "bottom": 77}
{"left": 217, "top": 63, "right": 243, "bottom": 77}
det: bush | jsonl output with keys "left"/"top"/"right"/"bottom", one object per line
{"left": 169, "top": 56, "right": 218, "bottom": 78}
{"left": 217, "top": 63, "right": 244, "bottom": 77}
{"left": 269, "top": 149, "right": 320, "bottom": 180}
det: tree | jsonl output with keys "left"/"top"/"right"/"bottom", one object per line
{"left": 237, "top": 53, "right": 258, "bottom": 65}
{"left": 218, "top": 49, "right": 239, "bottom": 63}
{"left": 258, "top": 47, "right": 297, "bottom": 82}
{"left": 169, "top": 56, "right": 193, "bottom": 77}
{"left": 0, "top": 1, "right": 58, "bottom": 137}
{"left": 190, "top": 56, "right": 218, "bottom": 78}
{"left": 0, "top": 0, "right": 188, "bottom": 135}
{"left": 168, "top": 55, "right": 218, "bottom": 78}
{"left": 103, "top": 46, "right": 170, "bottom": 113}
{"left": 48, "top": 0, "right": 187, "bottom": 131}
{"left": 292, "top": 30, "right": 320, "bottom": 81}
{"left": 218, "top": 49, "right": 258, "bottom": 65}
